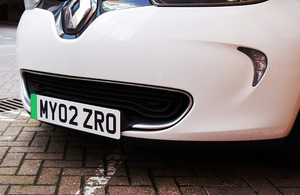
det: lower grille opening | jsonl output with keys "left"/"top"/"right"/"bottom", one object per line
{"left": 22, "top": 70, "right": 193, "bottom": 131}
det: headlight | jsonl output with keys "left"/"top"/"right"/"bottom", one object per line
{"left": 101, "top": 0, "right": 151, "bottom": 13}
{"left": 152, "top": 0, "right": 267, "bottom": 7}
{"left": 24, "top": 0, "right": 41, "bottom": 10}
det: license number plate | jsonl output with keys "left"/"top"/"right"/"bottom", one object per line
{"left": 30, "top": 94, "right": 121, "bottom": 139}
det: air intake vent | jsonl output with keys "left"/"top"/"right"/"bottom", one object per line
{"left": 0, "top": 99, "right": 23, "bottom": 112}
{"left": 22, "top": 71, "right": 193, "bottom": 131}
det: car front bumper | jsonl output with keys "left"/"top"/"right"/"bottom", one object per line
{"left": 17, "top": 0, "right": 300, "bottom": 141}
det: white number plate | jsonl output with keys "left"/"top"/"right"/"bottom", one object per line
{"left": 31, "top": 94, "right": 121, "bottom": 139}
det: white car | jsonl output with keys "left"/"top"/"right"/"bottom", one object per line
{"left": 17, "top": 0, "right": 300, "bottom": 165}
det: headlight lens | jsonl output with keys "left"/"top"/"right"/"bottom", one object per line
{"left": 152, "top": 0, "right": 267, "bottom": 7}
{"left": 101, "top": 0, "right": 151, "bottom": 12}
{"left": 24, "top": 0, "right": 41, "bottom": 10}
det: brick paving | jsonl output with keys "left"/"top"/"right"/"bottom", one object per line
{"left": 1, "top": 23, "right": 300, "bottom": 195}
{"left": 0, "top": 23, "right": 19, "bottom": 99}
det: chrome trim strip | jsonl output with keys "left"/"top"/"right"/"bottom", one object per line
{"left": 20, "top": 72, "right": 31, "bottom": 112}
{"left": 21, "top": 69, "right": 193, "bottom": 131}
{"left": 55, "top": 9, "right": 65, "bottom": 37}
{"left": 132, "top": 92, "right": 193, "bottom": 130}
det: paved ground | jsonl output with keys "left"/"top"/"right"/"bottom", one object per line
{"left": 0, "top": 23, "right": 19, "bottom": 99}
{"left": 1, "top": 23, "right": 300, "bottom": 195}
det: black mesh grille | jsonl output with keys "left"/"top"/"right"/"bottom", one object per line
{"left": 23, "top": 71, "right": 192, "bottom": 131}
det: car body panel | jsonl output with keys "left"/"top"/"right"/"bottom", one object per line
{"left": 17, "top": 0, "right": 300, "bottom": 141}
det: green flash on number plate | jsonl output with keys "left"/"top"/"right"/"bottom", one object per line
{"left": 31, "top": 94, "right": 38, "bottom": 119}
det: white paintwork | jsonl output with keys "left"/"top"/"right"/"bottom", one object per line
{"left": 17, "top": 0, "right": 300, "bottom": 141}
